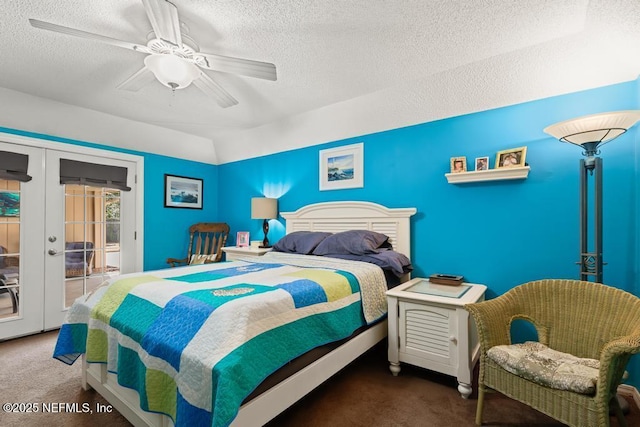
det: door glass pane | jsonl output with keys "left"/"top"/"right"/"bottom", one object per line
{"left": 0, "top": 179, "right": 21, "bottom": 320}
{"left": 64, "top": 185, "right": 121, "bottom": 309}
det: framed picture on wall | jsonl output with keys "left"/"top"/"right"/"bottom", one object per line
{"left": 496, "top": 147, "right": 527, "bottom": 168}
{"left": 164, "top": 174, "right": 203, "bottom": 209}
{"left": 236, "top": 232, "right": 249, "bottom": 247}
{"left": 319, "top": 142, "right": 364, "bottom": 191}
{"left": 450, "top": 156, "right": 467, "bottom": 173}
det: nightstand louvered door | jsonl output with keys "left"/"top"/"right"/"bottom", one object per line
{"left": 399, "top": 302, "right": 458, "bottom": 376}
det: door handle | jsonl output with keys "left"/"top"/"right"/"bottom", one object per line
{"left": 48, "top": 249, "right": 58, "bottom": 256}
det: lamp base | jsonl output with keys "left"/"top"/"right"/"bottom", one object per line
{"left": 259, "top": 245, "right": 272, "bottom": 249}
{"left": 262, "top": 219, "right": 270, "bottom": 249}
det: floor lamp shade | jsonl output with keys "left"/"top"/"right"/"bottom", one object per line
{"left": 251, "top": 197, "right": 278, "bottom": 248}
{"left": 544, "top": 110, "right": 640, "bottom": 157}
{"left": 543, "top": 110, "right": 640, "bottom": 283}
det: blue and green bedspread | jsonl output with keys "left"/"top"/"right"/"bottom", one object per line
{"left": 53, "top": 252, "right": 388, "bottom": 427}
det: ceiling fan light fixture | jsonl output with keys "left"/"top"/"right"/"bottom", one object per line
{"left": 144, "top": 54, "right": 200, "bottom": 90}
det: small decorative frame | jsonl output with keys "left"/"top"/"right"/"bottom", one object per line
{"left": 319, "top": 142, "right": 364, "bottom": 191}
{"left": 496, "top": 147, "right": 527, "bottom": 168}
{"left": 450, "top": 156, "right": 467, "bottom": 173}
{"left": 236, "top": 231, "right": 249, "bottom": 247}
{"left": 164, "top": 174, "right": 203, "bottom": 209}
{"left": 475, "top": 156, "right": 489, "bottom": 171}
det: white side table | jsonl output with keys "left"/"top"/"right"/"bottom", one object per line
{"left": 221, "top": 246, "right": 272, "bottom": 261}
{"left": 386, "top": 278, "right": 486, "bottom": 399}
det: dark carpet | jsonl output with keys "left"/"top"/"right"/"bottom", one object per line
{"left": 1, "top": 330, "right": 638, "bottom": 426}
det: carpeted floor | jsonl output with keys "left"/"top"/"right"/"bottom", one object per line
{"left": 1, "top": 330, "right": 638, "bottom": 426}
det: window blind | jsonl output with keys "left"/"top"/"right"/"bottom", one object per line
{"left": 0, "top": 151, "right": 33, "bottom": 182}
{"left": 59, "top": 159, "right": 131, "bottom": 191}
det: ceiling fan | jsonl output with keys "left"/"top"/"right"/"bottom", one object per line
{"left": 29, "top": 0, "right": 277, "bottom": 108}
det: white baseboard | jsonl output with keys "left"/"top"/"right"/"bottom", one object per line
{"left": 618, "top": 384, "right": 640, "bottom": 409}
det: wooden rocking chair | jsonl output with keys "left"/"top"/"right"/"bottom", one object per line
{"left": 166, "top": 223, "right": 230, "bottom": 267}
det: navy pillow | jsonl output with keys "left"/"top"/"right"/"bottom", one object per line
{"left": 272, "top": 231, "right": 332, "bottom": 254}
{"left": 323, "top": 251, "right": 412, "bottom": 277}
{"left": 312, "top": 230, "right": 391, "bottom": 256}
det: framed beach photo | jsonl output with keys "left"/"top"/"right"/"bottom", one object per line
{"left": 496, "top": 147, "right": 527, "bottom": 168}
{"left": 450, "top": 156, "right": 467, "bottom": 173}
{"left": 319, "top": 142, "right": 364, "bottom": 191}
{"left": 236, "top": 231, "right": 249, "bottom": 247}
{"left": 164, "top": 174, "right": 203, "bottom": 209}
{"left": 475, "top": 156, "right": 489, "bottom": 171}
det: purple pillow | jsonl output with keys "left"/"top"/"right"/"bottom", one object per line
{"left": 312, "top": 230, "right": 391, "bottom": 256}
{"left": 272, "top": 231, "right": 332, "bottom": 254}
{"left": 323, "top": 251, "right": 412, "bottom": 277}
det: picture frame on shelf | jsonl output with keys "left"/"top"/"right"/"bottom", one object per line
{"left": 164, "top": 174, "right": 203, "bottom": 209}
{"left": 236, "top": 231, "right": 249, "bottom": 247}
{"left": 496, "top": 147, "right": 527, "bottom": 168}
{"left": 319, "top": 142, "right": 364, "bottom": 191}
{"left": 450, "top": 156, "right": 467, "bottom": 173}
{"left": 475, "top": 157, "right": 489, "bottom": 171}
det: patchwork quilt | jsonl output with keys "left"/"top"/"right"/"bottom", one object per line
{"left": 54, "top": 252, "right": 388, "bottom": 427}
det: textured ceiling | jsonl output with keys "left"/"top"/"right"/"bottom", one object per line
{"left": 1, "top": 0, "right": 640, "bottom": 163}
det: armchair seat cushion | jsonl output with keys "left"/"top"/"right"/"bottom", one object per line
{"left": 487, "top": 341, "right": 599, "bottom": 395}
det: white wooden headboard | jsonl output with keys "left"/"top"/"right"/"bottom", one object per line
{"left": 280, "top": 201, "right": 417, "bottom": 257}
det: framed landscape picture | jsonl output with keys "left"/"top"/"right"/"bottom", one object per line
{"left": 164, "top": 174, "right": 203, "bottom": 209}
{"left": 319, "top": 142, "right": 364, "bottom": 191}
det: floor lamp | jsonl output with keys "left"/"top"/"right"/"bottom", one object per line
{"left": 544, "top": 111, "right": 640, "bottom": 283}
{"left": 544, "top": 111, "right": 640, "bottom": 413}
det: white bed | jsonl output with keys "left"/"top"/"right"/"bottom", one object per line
{"left": 80, "top": 201, "right": 416, "bottom": 427}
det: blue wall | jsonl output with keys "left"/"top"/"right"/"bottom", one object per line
{"left": 0, "top": 127, "right": 220, "bottom": 271}
{"left": 218, "top": 80, "right": 639, "bottom": 295}
{"left": 218, "top": 78, "right": 640, "bottom": 387}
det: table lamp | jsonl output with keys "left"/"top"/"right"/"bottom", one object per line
{"left": 251, "top": 197, "right": 278, "bottom": 248}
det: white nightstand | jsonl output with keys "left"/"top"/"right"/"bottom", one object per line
{"left": 386, "top": 277, "right": 486, "bottom": 399}
{"left": 221, "top": 246, "right": 272, "bottom": 261}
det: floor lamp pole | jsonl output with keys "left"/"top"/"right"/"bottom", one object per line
{"left": 582, "top": 157, "right": 628, "bottom": 413}
{"left": 579, "top": 157, "right": 603, "bottom": 283}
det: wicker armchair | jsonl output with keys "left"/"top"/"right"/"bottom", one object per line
{"left": 465, "top": 279, "right": 640, "bottom": 427}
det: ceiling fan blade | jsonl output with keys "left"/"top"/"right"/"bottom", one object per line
{"left": 116, "top": 67, "right": 156, "bottom": 91}
{"left": 192, "top": 72, "right": 238, "bottom": 108}
{"left": 29, "top": 19, "right": 151, "bottom": 54}
{"left": 194, "top": 53, "right": 277, "bottom": 81}
{"left": 142, "top": 0, "right": 182, "bottom": 47}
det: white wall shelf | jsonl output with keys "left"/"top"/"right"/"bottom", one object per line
{"left": 445, "top": 166, "right": 530, "bottom": 184}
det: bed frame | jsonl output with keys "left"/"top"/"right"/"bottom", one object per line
{"left": 81, "top": 201, "right": 416, "bottom": 427}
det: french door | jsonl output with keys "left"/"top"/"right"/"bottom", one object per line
{"left": 0, "top": 138, "right": 141, "bottom": 340}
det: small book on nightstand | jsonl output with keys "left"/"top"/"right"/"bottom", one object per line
{"left": 429, "top": 274, "right": 463, "bottom": 286}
